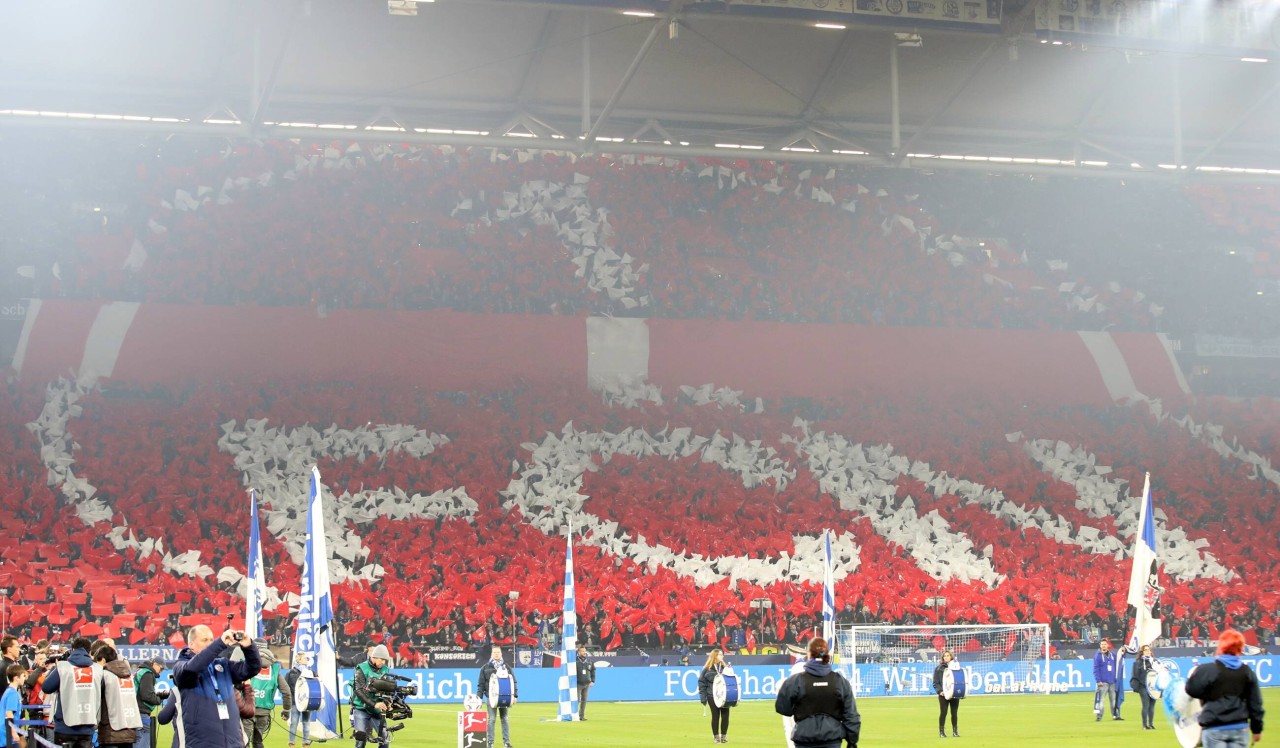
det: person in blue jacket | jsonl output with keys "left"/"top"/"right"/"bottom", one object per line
{"left": 1093, "top": 639, "right": 1122, "bottom": 722}
{"left": 169, "top": 626, "right": 260, "bottom": 748}
{"left": 775, "top": 638, "right": 860, "bottom": 748}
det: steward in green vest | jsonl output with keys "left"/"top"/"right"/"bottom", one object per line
{"left": 242, "top": 646, "right": 294, "bottom": 748}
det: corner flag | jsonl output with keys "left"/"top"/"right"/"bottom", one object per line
{"left": 556, "top": 525, "right": 580, "bottom": 721}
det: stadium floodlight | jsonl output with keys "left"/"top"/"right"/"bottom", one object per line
{"left": 388, "top": 0, "right": 430, "bottom": 16}
{"left": 835, "top": 624, "right": 1051, "bottom": 698}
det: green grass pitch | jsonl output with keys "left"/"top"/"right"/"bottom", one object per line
{"left": 156, "top": 689, "right": 1276, "bottom": 747}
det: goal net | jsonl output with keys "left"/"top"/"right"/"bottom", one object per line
{"left": 834, "top": 624, "right": 1051, "bottom": 698}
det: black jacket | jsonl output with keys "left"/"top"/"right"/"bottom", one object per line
{"left": 476, "top": 660, "right": 518, "bottom": 703}
{"left": 775, "top": 661, "right": 860, "bottom": 748}
{"left": 1129, "top": 657, "right": 1155, "bottom": 695}
{"left": 575, "top": 658, "right": 595, "bottom": 686}
{"left": 283, "top": 667, "right": 307, "bottom": 712}
{"left": 932, "top": 663, "right": 962, "bottom": 698}
{"left": 1184, "top": 658, "right": 1264, "bottom": 735}
{"left": 697, "top": 664, "right": 723, "bottom": 706}
{"left": 136, "top": 669, "right": 165, "bottom": 714}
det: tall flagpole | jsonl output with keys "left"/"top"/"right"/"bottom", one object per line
{"left": 295, "top": 467, "right": 340, "bottom": 739}
{"left": 556, "top": 520, "right": 580, "bottom": 721}
{"left": 822, "top": 529, "right": 836, "bottom": 645}
{"left": 246, "top": 489, "right": 266, "bottom": 640}
{"left": 1126, "top": 473, "right": 1163, "bottom": 649}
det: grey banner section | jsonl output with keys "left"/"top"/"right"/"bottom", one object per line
{"left": 586, "top": 317, "right": 649, "bottom": 388}
{"left": 80, "top": 301, "right": 140, "bottom": 378}
{"left": 1076, "top": 331, "right": 1139, "bottom": 401}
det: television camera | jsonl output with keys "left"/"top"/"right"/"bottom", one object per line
{"left": 368, "top": 673, "right": 417, "bottom": 728}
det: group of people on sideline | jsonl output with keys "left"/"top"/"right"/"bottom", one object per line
{"left": 1092, "top": 630, "right": 1264, "bottom": 744}
{"left": 0, "top": 629, "right": 320, "bottom": 748}
{"left": 2, "top": 637, "right": 165, "bottom": 748}
{"left": 693, "top": 629, "right": 1264, "bottom": 747}
{"left": 3, "top": 627, "right": 1266, "bottom": 748}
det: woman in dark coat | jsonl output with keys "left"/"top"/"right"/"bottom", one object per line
{"left": 932, "top": 650, "right": 962, "bottom": 738}
{"left": 1128, "top": 644, "right": 1158, "bottom": 730}
{"left": 697, "top": 649, "right": 731, "bottom": 744}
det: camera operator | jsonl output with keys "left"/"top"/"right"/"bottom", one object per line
{"left": 350, "top": 645, "right": 392, "bottom": 748}
{"left": 18, "top": 642, "right": 42, "bottom": 672}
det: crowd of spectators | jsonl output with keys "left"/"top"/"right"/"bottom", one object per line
{"left": 3, "top": 131, "right": 1277, "bottom": 339}
{"left": 0, "top": 376, "right": 1275, "bottom": 658}
{"left": 3, "top": 132, "right": 1279, "bottom": 656}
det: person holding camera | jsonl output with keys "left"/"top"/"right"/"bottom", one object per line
{"left": 40, "top": 637, "right": 100, "bottom": 748}
{"left": 350, "top": 645, "right": 392, "bottom": 748}
{"left": 170, "top": 626, "right": 261, "bottom": 748}
{"left": 477, "top": 646, "right": 516, "bottom": 748}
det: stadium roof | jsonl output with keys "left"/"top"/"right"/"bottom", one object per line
{"left": 3, "top": 0, "right": 1280, "bottom": 178}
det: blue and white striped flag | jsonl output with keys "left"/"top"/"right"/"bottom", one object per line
{"left": 294, "top": 467, "right": 339, "bottom": 739}
{"left": 246, "top": 489, "right": 267, "bottom": 640}
{"left": 822, "top": 529, "right": 835, "bottom": 645}
{"left": 557, "top": 525, "right": 579, "bottom": 721}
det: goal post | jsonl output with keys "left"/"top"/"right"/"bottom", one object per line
{"left": 833, "top": 623, "right": 1051, "bottom": 698}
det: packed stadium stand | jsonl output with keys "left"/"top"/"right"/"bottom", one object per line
{"left": 5, "top": 133, "right": 1277, "bottom": 334}
{"left": 2, "top": 132, "right": 1279, "bottom": 658}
